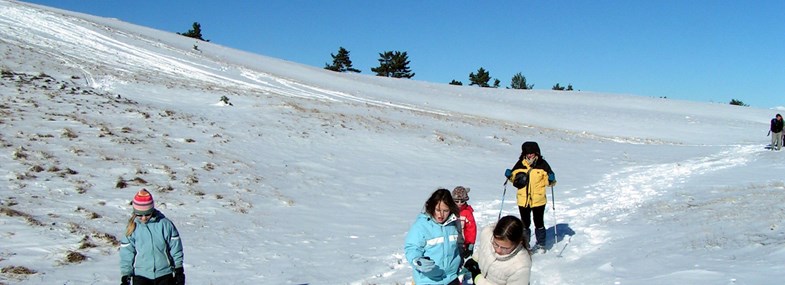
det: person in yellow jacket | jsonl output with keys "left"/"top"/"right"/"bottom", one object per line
{"left": 505, "top": 141, "right": 555, "bottom": 253}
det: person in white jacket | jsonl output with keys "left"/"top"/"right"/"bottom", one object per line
{"left": 464, "top": 215, "right": 532, "bottom": 284}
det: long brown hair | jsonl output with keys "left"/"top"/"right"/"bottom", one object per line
{"left": 424, "top": 188, "right": 460, "bottom": 220}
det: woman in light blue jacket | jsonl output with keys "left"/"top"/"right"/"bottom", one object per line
{"left": 404, "top": 188, "right": 463, "bottom": 285}
{"left": 120, "top": 189, "right": 185, "bottom": 285}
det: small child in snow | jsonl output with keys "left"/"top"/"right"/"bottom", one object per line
{"left": 453, "top": 186, "right": 477, "bottom": 258}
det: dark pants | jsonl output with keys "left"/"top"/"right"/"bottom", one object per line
{"left": 133, "top": 274, "right": 175, "bottom": 285}
{"left": 519, "top": 205, "right": 546, "bottom": 246}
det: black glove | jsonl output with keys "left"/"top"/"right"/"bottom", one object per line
{"left": 461, "top": 244, "right": 474, "bottom": 259}
{"left": 464, "top": 258, "right": 480, "bottom": 279}
{"left": 175, "top": 267, "right": 185, "bottom": 285}
{"left": 121, "top": 275, "right": 130, "bottom": 285}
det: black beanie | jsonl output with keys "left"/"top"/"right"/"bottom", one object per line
{"left": 521, "top": 141, "right": 541, "bottom": 155}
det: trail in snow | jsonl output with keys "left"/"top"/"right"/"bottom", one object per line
{"left": 568, "top": 145, "right": 760, "bottom": 219}
{"left": 429, "top": 145, "right": 764, "bottom": 284}
{"left": 528, "top": 144, "right": 763, "bottom": 284}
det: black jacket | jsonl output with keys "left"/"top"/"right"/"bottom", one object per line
{"left": 771, "top": 118, "right": 783, "bottom": 133}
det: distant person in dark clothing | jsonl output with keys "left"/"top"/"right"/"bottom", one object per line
{"left": 770, "top": 114, "right": 783, "bottom": 151}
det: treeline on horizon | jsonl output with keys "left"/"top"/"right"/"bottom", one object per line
{"left": 179, "top": 22, "right": 749, "bottom": 106}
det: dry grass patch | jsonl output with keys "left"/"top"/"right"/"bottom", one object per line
{"left": 75, "top": 207, "right": 101, "bottom": 219}
{"left": 64, "top": 251, "right": 87, "bottom": 263}
{"left": 115, "top": 176, "right": 127, "bottom": 189}
{"left": 157, "top": 184, "right": 175, "bottom": 193}
{"left": 93, "top": 231, "right": 120, "bottom": 247}
{"left": 27, "top": 165, "right": 44, "bottom": 172}
{"left": 78, "top": 236, "right": 97, "bottom": 249}
{"left": 11, "top": 147, "right": 27, "bottom": 160}
{"left": 58, "top": 168, "right": 78, "bottom": 178}
{"left": 13, "top": 172, "right": 36, "bottom": 180}
{"left": 0, "top": 207, "right": 44, "bottom": 226}
{"left": 1, "top": 265, "right": 36, "bottom": 275}
{"left": 61, "top": 128, "right": 78, "bottom": 139}
{"left": 184, "top": 174, "right": 198, "bottom": 185}
{"left": 131, "top": 177, "right": 148, "bottom": 184}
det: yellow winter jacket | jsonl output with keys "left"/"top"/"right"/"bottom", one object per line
{"left": 509, "top": 160, "right": 551, "bottom": 207}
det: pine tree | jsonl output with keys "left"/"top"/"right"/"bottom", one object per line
{"left": 390, "top": 51, "right": 415, "bottom": 78}
{"left": 566, "top": 84, "right": 574, "bottom": 91}
{"left": 325, "top": 47, "right": 360, "bottom": 73}
{"left": 371, "top": 51, "right": 415, "bottom": 78}
{"left": 371, "top": 52, "right": 393, "bottom": 77}
{"left": 449, "top": 80, "right": 463, "bottom": 86}
{"left": 469, "top": 67, "right": 491, "bottom": 87}
{"left": 178, "top": 22, "right": 209, "bottom": 42}
{"left": 552, "top": 83, "right": 565, "bottom": 91}
{"left": 510, "top": 72, "right": 534, "bottom": 90}
{"left": 729, "top": 99, "right": 748, "bottom": 106}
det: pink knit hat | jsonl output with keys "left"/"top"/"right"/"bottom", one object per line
{"left": 132, "top": 189, "right": 155, "bottom": 215}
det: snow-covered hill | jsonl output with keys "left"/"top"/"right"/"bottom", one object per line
{"left": 1, "top": 1, "right": 784, "bottom": 284}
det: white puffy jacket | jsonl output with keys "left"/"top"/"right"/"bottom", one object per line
{"left": 472, "top": 224, "right": 532, "bottom": 285}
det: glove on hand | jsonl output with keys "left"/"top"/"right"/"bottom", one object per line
{"left": 505, "top": 168, "right": 512, "bottom": 178}
{"left": 175, "top": 267, "right": 185, "bottom": 285}
{"left": 473, "top": 273, "right": 483, "bottom": 283}
{"left": 549, "top": 180, "right": 557, "bottom": 187}
{"left": 413, "top": 257, "right": 435, "bottom": 273}
{"left": 462, "top": 244, "right": 474, "bottom": 258}
{"left": 464, "top": 258, "right": 481, "bottom": 278}
{"left": 121, "top": 275, "right": 130, "bottom": 285}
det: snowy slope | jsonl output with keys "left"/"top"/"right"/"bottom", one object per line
{"left": 1, "top": 1, "right": 784, "bottom": 284}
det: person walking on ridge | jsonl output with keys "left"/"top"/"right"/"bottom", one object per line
{"left": 770, "top": 113, "right": 783, "bottom": 151}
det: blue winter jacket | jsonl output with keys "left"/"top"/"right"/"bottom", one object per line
{"left": 120, "top": 211, "right": 184, "bottom": 279}
{"left": 404, "top": 213, "right": 462, "bottom": 284}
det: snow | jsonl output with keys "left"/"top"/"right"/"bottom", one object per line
{"left": 1, "top": 0, "right": 784, "bottom": 284}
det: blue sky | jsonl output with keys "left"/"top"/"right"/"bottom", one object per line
{"left": 23, "top": 0, "right": 784, "bottom": 109}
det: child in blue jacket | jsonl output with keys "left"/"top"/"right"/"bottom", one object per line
{"left": 120, "top": 189, "right": 185, "bottom": 285}
{"left": 404, "top": 188, "right": 463, "bottom": 285}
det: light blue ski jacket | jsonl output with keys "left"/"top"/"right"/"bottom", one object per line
{"left": 404, "top": 213, "right": 462, "bottom": 284}
{"left": 119, "top": 211, "right": 183, "bottom": 279}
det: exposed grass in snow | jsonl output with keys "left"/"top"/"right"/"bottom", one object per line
{"left": 1, "top": 1, "right": 785, "bottom": 284}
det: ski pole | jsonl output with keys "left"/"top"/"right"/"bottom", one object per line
{"left": 551, "top": 185, "right": 557, "bottom": 244}
{"left": 498, "top": 181, "right": 508, "bottom": 221}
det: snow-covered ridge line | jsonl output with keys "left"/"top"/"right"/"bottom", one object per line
{"left": 1, "top": 1, "right": 452, "bottom": 118}
{"left": 2, "top": 0, "right": 785, "bottom": 283}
